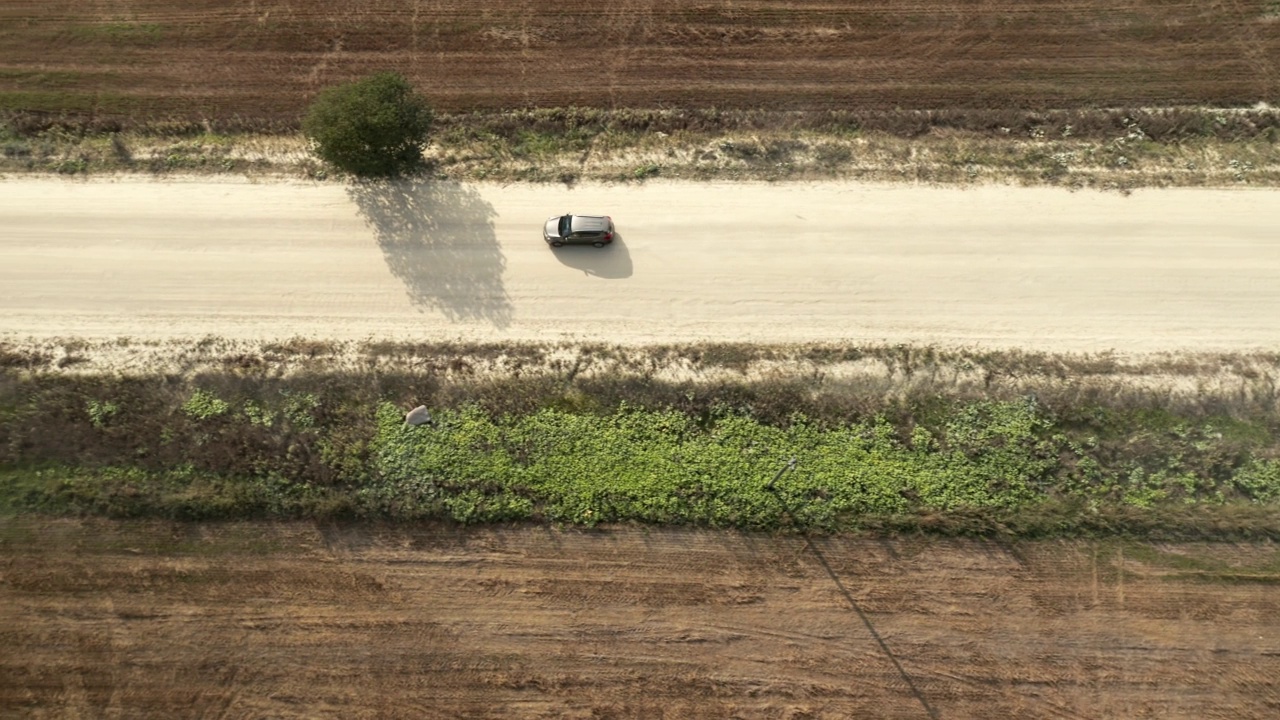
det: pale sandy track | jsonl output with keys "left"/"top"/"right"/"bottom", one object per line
{"left": 2, "top": 177, "right": 1278, "bottom": 351}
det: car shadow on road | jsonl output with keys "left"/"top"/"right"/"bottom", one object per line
{"left": 347, "top": 178, "right": 511, "bottom": 327}
{"left": 551, "top": 233, "right": 633, "bottom": 279}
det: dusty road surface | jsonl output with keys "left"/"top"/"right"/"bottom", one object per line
{"left": 2, "top": 177, "right": 1279, "bottom": 352}
{"left": 2, "top": 520, "right": 1279, "bottom": 719}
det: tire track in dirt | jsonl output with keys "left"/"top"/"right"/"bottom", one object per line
{"left": 1216, "top": 0, "right": 1280, "bottom": 101}
{"left": 803, "top": 530, "right": 936, "bottom": 712}
{"left": 5, "top": 521, "right": 1280, "bottom": 717}
{"left": 925, "top": 669, "right": 1092, "bottom": 720}
{"left": 4, "top": 0, "right": 1276, "bottom": 116}
{"left": 766, "top": 463, "right": 941, "bottom": 719}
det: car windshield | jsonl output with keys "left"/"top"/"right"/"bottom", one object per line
{"left": 558, "top": 215, "right": 572, "bottom": 237}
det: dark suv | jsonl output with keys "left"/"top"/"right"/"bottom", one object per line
{"left": 543, "top": 214, "right": 615, "bottom": 247}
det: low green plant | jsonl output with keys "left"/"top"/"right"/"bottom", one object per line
{"left": 631, "top": 163, "right": 660, "bottom": 179}
{"left": 85, "top": 399, "right": 119, "bottom": 429}
{"left": 52, "top": 156, "right": 88, "bottom": 174}
{"left": 183, "top": 389, "right": 230, "bottom": 421}
{"left": 243, "top": 400, "right": 276, "bottom": 428}
{"left": 1230, "top": 459, "right": 1280, "bottom": 503}
{"left": 282, "top": 391, "right": 320, "bottom": 428}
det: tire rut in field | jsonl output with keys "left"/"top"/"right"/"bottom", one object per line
{"left": 8, "top": 522, "right": 1280, "bottom": 717}
{"left": 765, "top": 460, "right": 940, "bottom": 719}
{"left": 5, "top": 0, "right": 1277, "bottom": 118}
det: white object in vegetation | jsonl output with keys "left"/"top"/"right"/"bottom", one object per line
{"left": 404, "top": 405, "right": 434, "bottom": 427}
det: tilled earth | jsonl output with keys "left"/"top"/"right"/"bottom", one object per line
{"left": 2, "top": 520, "right": 1279, "bottom": 719}
{"left": 1, "top": 0, "right": 1278, "bottom": 122}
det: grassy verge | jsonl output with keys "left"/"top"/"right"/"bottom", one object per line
{"left": 3, "top": 106, "right": 1277, "bottom": 188}
{"left": 2, "top": 340, "right": 1278, "bottom": 537}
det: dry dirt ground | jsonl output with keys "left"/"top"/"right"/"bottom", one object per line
{"left": 1, "top": 1, "right": 1278, "bottom": 122}
{"left": 2, "top": 519, "right": 1279, "bottom": 719}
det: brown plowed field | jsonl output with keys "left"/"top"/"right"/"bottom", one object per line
{"left": 3, "top": 520, "right": 1280, "bottom": 718}
{"left": 1, "top": 1, "right": 1278, "bottom": 124}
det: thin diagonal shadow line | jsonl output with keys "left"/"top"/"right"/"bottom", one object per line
{"left": 766, "top": 459, "right": 940, "bottom": 720}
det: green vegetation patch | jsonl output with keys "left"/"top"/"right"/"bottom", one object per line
{"left": 2, "top": 344, "right": 1279, "bottom": 536}
{"left": 363, "top": 401, "right": 1052, "bottom": 526}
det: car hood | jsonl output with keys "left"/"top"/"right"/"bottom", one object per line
{"left": 544, "top": 218, "right": 562, "bottom": 238}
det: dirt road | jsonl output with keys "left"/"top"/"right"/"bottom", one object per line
{"left": 2, "top": 178, "right": 1278, "bottom": 351}
{"left": 3, "top": 520, "right": 1278, "bottom": 719}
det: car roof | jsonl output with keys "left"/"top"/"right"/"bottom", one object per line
{"left": 569, "top": 215, "right": 609, "bottom": 232}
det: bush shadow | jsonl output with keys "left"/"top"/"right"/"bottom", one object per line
{"left": 551, "top": 232, "right": 634, "bottom": 279}
{"left": 347, "top": 178, "right": 511, "bottom": 327}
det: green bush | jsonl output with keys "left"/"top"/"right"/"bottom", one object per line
{"left": 302, "top": 71, "right": 433, "bottom": 178}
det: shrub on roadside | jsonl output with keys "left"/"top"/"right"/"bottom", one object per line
{"left": 302, "top": 71, "right": 433, "bottom": 177}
